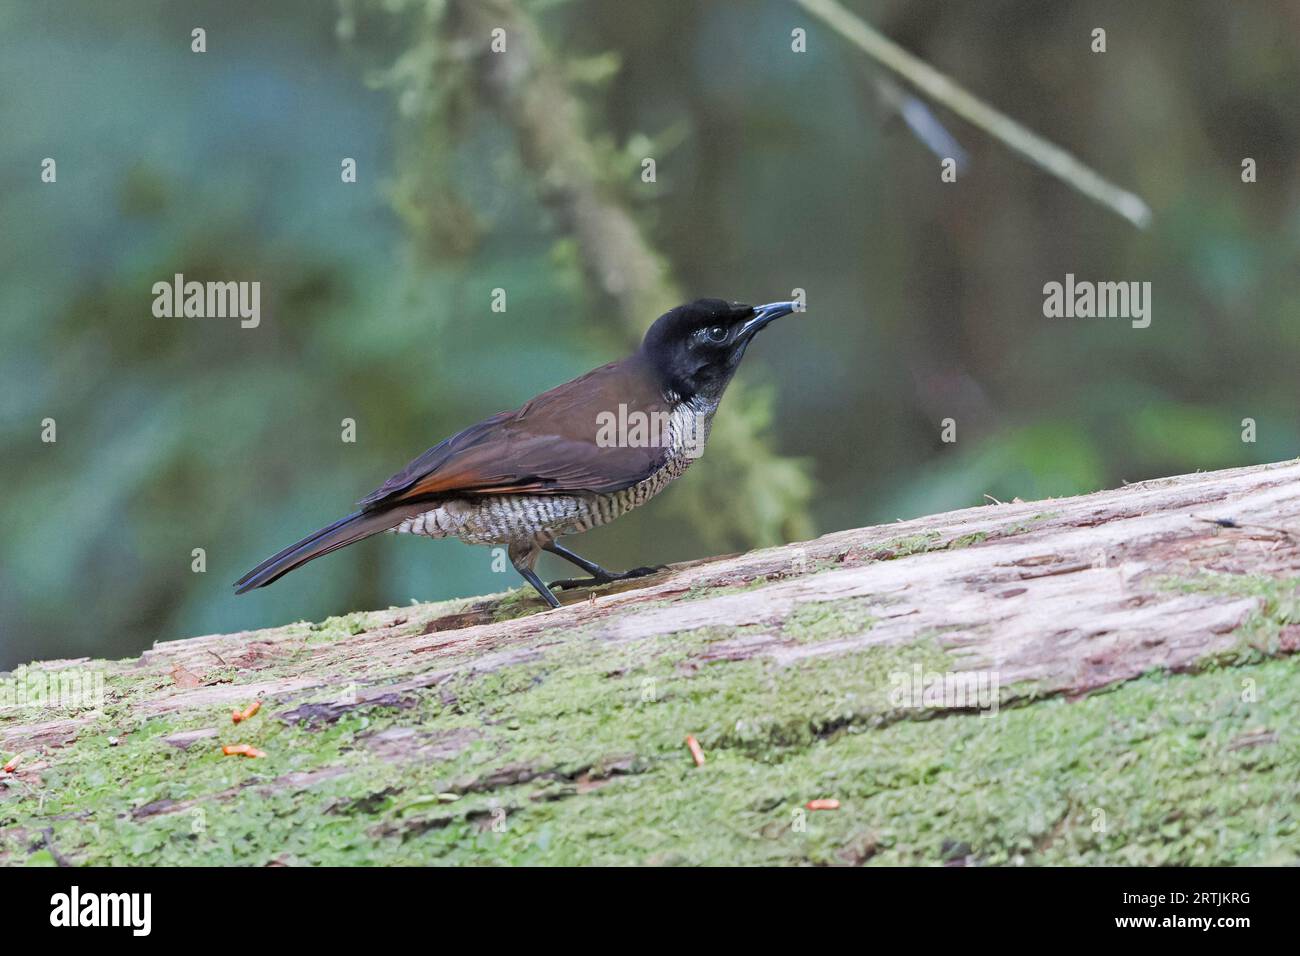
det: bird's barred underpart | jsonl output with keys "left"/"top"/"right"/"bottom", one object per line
{"left": 391, "top": 399, "right": 713, "bottom": 546}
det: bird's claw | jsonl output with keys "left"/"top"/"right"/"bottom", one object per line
{"left": 547, "top": 576, "right": 604, "bottom": 591}
{"left": 548, "top": 564, "right": 668, "bottom": 591}
{"left": 624, "top": 564, "right": 669, "bottom": 578}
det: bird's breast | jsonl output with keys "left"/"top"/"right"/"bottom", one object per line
{"left": 392, "top": 400, "right": 714, "bottom": 545}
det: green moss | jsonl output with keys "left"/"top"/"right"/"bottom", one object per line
{"left": 490, "top": 586, "right": 548, "bottom": 621}
{"left": 878, "top": 531, "right": 943, "bottom": 557}
{"left": 3, "top": 577, "right": 1299, "bottom": 866}
{"left": 1156, "top": 572, "right": 1300, "bottom": 659}
{"left": 782, "top": 599, "right": 878, "bottom": 644}
{"left": 309, "top": 611, "right": 378, "bottom": 640}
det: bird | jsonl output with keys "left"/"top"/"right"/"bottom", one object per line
{"left": 234, "top": 298, "right": 798, "bottom": 608}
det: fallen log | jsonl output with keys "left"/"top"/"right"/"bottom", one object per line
{"left": 2, "top": 459, "right": 1297, "bottom": 865}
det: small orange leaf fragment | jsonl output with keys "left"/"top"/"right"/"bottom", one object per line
{"left": 222, "top": 744, "right": 266, "bottom": 759}
{"left": 685, "top": 735, "right": 705, "bottom": 767}
{"left": 231, "top": 700, "right": 262, "bottom": 724}
{"left": 806, "top": 799, "right": 840, "bottom": 811}
{"left": 2, "top": 757, "right": 18, "bottom": 773}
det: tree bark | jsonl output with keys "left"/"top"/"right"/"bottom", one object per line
{"left": 3, "top": 459, "right": 1298, "bottom": 865}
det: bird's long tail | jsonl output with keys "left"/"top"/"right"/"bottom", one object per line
{"left": 234, "top": 509, "right": 405, "bottom": 593}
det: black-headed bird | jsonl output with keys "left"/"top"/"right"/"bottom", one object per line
{"left": 235, "top": 298, "right": 797, "bottom": 607}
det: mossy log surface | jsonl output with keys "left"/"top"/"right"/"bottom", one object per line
{"left": 3, "top": 460, "right": 1299, "bottom": 865}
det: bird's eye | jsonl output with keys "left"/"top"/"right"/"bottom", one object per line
{"left": 704, "top": 325, "right": 728, "bottom": 344}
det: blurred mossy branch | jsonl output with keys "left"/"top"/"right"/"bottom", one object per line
{"left": 794, "top": 0, "right": 1153, "bottom": 229}
{"left": 343, "top": 0, "right": 814, "bottom": 547}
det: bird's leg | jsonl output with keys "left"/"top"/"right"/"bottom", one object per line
{"left": 544, "top": 542, "right": 667, "bottom": 591}
{"left": 509, "top": 542, "right": 560, "bottom": 609}
{"left": 516, "top": 566, "right": 561, "bottom": 608}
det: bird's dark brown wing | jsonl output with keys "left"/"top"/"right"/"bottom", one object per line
{"left": 359, "top": 356, "right": 672, "bottom": 509}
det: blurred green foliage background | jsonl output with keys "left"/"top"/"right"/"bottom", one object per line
{"left": 2, "top": 0, "right": 1297, "bottom": 667}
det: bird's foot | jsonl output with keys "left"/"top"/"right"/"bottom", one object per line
{"left": 548, "top": 564, "right": 668, "bottom": 591}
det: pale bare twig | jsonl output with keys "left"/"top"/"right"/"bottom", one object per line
{"left": 793, "top": 0, "right": 1153, "bottom": 229}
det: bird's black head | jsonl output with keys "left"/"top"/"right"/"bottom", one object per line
{"left": 638, "top": 298, "right": 797, "bottom": 402}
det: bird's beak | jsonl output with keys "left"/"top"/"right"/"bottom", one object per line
{"left": 738, "top": 301, "right": 798, "bottom": 338}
